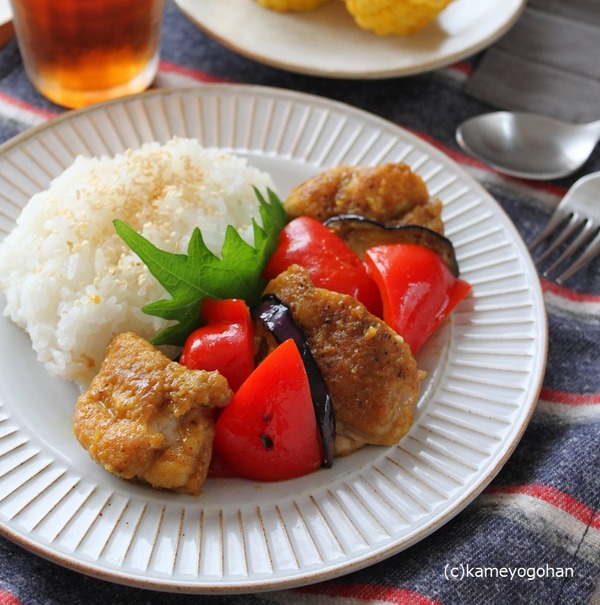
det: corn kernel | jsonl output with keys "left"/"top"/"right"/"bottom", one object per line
{"left": 345, "top": 0, "right": 453, "bottom": 36}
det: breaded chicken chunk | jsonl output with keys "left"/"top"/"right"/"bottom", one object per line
{"left": 284, "top": 163, "right": 444, "bottom": 233}
{"left": 74, "top": 332, "right": 232, "bottom": 494}
{"left": 261, "top": 266, "right": 423, "bottom": 456}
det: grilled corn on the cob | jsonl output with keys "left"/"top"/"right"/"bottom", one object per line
{"left": 345, "top": 0, "right": 453, "bottom": 36}
{"left": 256, "top": 0, "right": 330, "bottom": 11}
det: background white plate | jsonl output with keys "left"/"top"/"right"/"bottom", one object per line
{"left": 174, "top": 0, "right": 525, "bottom": 79}
{"left": 0, "top": 85, "right": 546, "bottom": 593}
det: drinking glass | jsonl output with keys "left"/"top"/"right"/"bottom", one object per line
{"left": 9, "top": 0, "right": 164, "bottom": 108}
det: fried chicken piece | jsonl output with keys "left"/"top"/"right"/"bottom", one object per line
{"left": 261, "top": 265, "right": 423, "bottom": 456}
{"left": 73, "top": 332, "right": 232, "bottom": 495}
{"left": 284, "top": 163, "right": 444, "bottom": 233}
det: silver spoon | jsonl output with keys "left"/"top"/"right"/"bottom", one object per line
{"left": 456, "top": 111, "right": 600, "bottom": 180}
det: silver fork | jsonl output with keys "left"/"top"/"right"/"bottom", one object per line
{"left": 528, "top": 172, "right": 600, "bottom": 283}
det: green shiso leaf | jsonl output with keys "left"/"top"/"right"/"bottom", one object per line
{"left": 114, "top": 187, "right": 287, "bottom": 347}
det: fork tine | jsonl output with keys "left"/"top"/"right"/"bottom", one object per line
{"left": 555, "top": 229, "right": 600, "bottom": 284}
{"left": 528, "top": 207, "right": 572, "bottom": 252}
{"left": 532, "top": 214, "right": 581, "bottom": 263}
{"left": 542, "top": 220, "right": 596, "bottom": 276}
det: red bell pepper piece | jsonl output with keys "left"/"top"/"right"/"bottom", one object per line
{"left": 213, "top": 338, "right": 322, "bottom": 482}
{"left": 179, "top": 298, "right": 254, "bottom": 392}
{"left": 365, "top": 244, "right": 471, "bottom": 355}
{"left": 263, "top": 216, "right": 382, "bottom": 316}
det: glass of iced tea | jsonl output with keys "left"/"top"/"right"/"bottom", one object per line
{"left": 9, "top": 0, "right": 164, "bottom": 108}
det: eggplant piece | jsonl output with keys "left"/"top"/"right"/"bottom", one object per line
{"left": 252, "top": 294, "right": 335, "bottom": 469}
{"left": 323, "top": 214, "right": 460, "bottom": 277}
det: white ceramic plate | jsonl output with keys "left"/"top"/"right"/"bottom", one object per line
{"left": 0, "top": 85, "right": 546, "bottom": 593}
{"left": 174, "top": 0, "right": 525, "bottom": 79}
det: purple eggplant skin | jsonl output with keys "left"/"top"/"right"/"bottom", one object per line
{"left": 323, "top": 214, "right": 460, "bottom": 278}
{"left": 252, "top": 294, "right": 336, "bottom": 469}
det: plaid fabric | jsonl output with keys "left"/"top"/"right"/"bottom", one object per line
{"left": 0, "top": 2, "right": 598, "bottom": 604}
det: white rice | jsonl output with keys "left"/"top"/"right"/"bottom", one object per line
{"left": 0, "top": 137, "right": 275, "bottom": 386}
